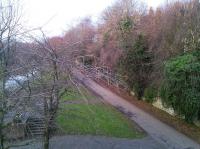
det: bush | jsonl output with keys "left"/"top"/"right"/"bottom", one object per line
{"left": 144, "top": 86, "right": 157, "bottom": 104}
{"left": 160, "top": 51, "right": 200, "bottom": 123}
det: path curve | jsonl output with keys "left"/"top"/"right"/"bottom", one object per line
{"left": 73, "top": 69, "right": 200, "bottom": 149}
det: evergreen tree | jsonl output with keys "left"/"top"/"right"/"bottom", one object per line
{"left": 119, "top": 34, "right": 152, "bottom": 99}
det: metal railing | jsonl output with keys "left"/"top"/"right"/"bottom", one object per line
{"left": 76, "top": 64, "right": 129, "bottom": 91}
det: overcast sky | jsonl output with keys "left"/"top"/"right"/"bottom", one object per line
{"left": 22, "top": 0, "right": 165, "bottom": 37}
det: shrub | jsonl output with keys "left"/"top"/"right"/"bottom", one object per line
{"left": 144, "top": 86, "right": 157, "bottom": 104}
{"left": 160, "top": 51, "right": 200, "bottom": 123}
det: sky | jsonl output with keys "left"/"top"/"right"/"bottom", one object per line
{"left": 147, "top": 0, "right": 165, "bottom": 9}
{"left": 22, "top": 0, "right": 165, "bottom": 37}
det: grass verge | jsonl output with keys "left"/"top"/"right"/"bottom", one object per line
{"left": 56, "top": 103, "right": 144, "bottom": 139}
{"left": 60, "top": 86, "right": 96, "bottom": 102}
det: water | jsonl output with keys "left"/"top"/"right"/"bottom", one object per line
{"left": 5, "top": 75, "right": 28, "bottom": 89}
{"left": 5, "top": 71, "right": 38, "bottom": 89}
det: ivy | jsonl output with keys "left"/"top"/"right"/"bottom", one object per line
{"left": 160, "top": 51, "right": 200, "bottom": 123}
{"left": 119, "top": 17, "right": 133, "bottom": 32}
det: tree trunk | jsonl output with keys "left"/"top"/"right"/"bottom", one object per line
{"left": 43, "top": 126, "right": 49, "bottom": 149}
{"left": 43, "top": 98, "right": 50, "bottom": 149}
{"left": 0, "top": 135, "right": 4, "bottom": 149}
{"left": 198, "top": 110, "right": 200, "bottom": 120}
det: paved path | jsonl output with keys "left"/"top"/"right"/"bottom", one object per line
{"left": 50, "top": 136, "right": 165, "bottom": 149}
{"left": 73, "top": 69, "right": 200, "bottom": 149}
{"left": 11, "top": 136, "right": 166, "bottom": 149}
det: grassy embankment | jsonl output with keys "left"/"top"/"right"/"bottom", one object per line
{"left": 56, "top": 86, "right": 144, "bottom": 139}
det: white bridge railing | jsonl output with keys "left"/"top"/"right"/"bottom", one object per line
{"left": 76, "top": 64, "right": 129, "bottom": 91}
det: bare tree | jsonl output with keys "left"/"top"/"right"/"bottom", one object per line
{"left": 0, "top": 0, "right": 22, "bottom": 148}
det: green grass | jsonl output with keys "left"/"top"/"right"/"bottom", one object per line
{"left": 56, "top": 104, "right": 144, "bottom": 139}
{"left": 60, "top": 87, "right": 96, "bottom": 102}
